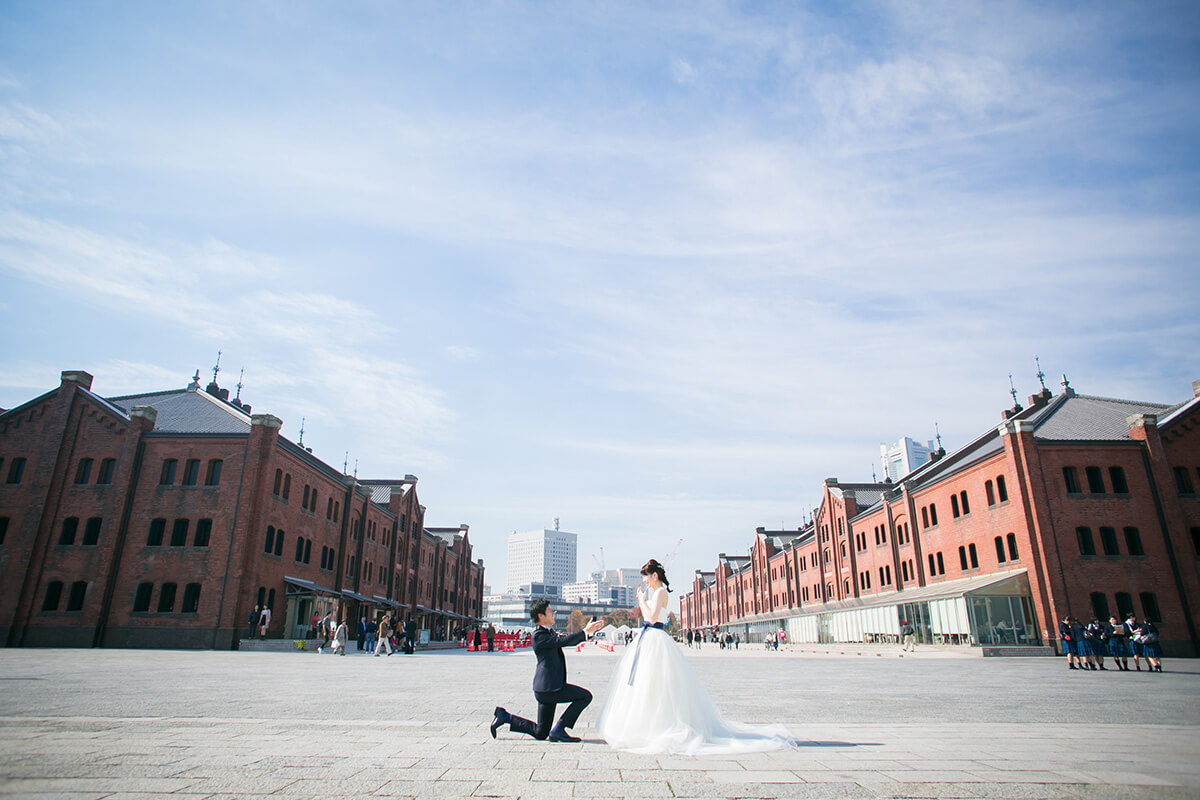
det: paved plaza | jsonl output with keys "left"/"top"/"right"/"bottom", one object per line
{"left": 0, "top": 643, "right": 1198, "bottom": 799}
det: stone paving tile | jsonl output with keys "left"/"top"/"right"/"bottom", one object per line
{"left": 0, "top": 778, "right": 200, "bottom": 795}
{"left": 570, "top": 780, "right": 674, "bottom": 797}
{"left": 374, "top": 779, "right": 481, "bottom": 796}
{"left": 706, "top": 769, "right": 803, "bottom": 783}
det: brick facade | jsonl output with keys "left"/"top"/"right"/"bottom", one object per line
{"left": 682, "top": 380, "right": 1200, "bottom": 657}
{"left": 0, "top": 370, "right": 485, "bottom": 649}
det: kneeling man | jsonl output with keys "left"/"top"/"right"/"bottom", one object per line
{"left": 490, "top": 599, "right": 604, "bottom": 742}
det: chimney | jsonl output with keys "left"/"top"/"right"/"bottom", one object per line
{"left": 61, "top": 370, "right": 94, "bottom": 390}
{"left": 129, "top": 405, "right": 157, "bottom": 431}
{"left": 1192, "top": 379, "right": 1200, "bottom": 398}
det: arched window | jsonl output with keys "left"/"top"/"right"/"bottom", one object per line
{"left": 42, "top": 581, "right": 64, "bottom": 611}
{"left": 959, "top": 546, "right": 968, "bottom": 570}
{"left": 960, "top": 491, "right": 970, "bottom": 515}
{"left": 60, "top": 517, "right": 79, "bottom": 545}
{"left": 158, "top": 583, "right": 177, "bottom": 613}
{"left": 928, "top": 553, "right": 936, "bottom": 574}
{"left": 936, "top": 552, "right": 945, "bottom": 575}
{"left": 282, "top": 474, "right": 291, "bottom": 500}
{"left": 303, "top": 539, "right": 312, "bottom": 564}
{"left": 995, "top": 536, "right": 1006, "bottom": 563}
{"left": 310, "top": 490, "right": 318, "bottom": 513}
{"left": 985, "top": 480, "right": 995, "bottom": 506}
{"left": 295, "top": 536, "right": 305, "bottom": 562}
{"left": 275, "top": 529, "right": 284, "bottom": 557}
{"left": 968, "top": 543, "right": 978, "bottom": 568}
{"left": 133, "top": 582, "right": 153, "bottom": 612}
{"left": 1123, "top": 527, "right": 1144, "bottom": 556}
{"left": 1090, "top": 592, "right": 1109, "bottom": 620}
{"left": 273, "top": 469, "right": 282, "bottom": 495}
{"left": 66, "top": 581, "right": 88, "bottom": 611}
{"left": 921, "top": 507, "right": 929, "bottom": 528}
{"left": 83, "top": 517, "right": 102, "bottom": 546}
{"left": 264, "top": 526, "right": 275, "bottom": 554}
{"left": 929, "top": 504, "right": 938, "bottom": 526}
{"left": 302, "top": 485, "right": 310, "bottom": 508}
{"left": 75, "top": 458, "right": 93, "bottom": 484}
{"left": 1006, "top": 533, "right": 1019, "bottom": 561}
{"left": 997, "top": 475, "right": 1008, "bottom": 502}
{"left": 182, "top": 583, "right": 202, "bottom": 613}
{"left": 951, "top": 495, "right": 960, "bottom": 518}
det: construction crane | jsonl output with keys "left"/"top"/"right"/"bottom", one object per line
{"left": 665, "top": 538, "right": 683, "bottom": 569}
{"left": 591, "top": 547, "right": 606, "bottom": 577}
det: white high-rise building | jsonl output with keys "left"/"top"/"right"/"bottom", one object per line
{"left": 880, "top": 436, "right": 935, "bottom": 482}
{"left": 505, "top": 521, "right": 578, "bottom": 592}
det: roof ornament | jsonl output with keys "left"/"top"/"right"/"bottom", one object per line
{"left": 871, "top": 466, "right": 877, "bottom": 482}
{"left": 344, "top": 451, "right": 349, "bottom": 474}
{"left": 212, "top": 350, "right": 221, "bottom": 385}
{"left": 298, "top": 417, "right": 305, "bottom": 447}
{"left": 187, "top": 370, "right": 201, "bottom": 391}
{"left": 235, "top": 368, "right": 244, "bottom": 403}
{"left": 1060, "top": 373, "right": 1073, "bottom": 396}
{"left": 353, "top": 459, "right": 358, "bottom": 479}
{"left": 1036, "top": 357, "right": 1047, "bottom": 391}
{"left": 1008, "top": 374, "right": 1019, "bottom": 407}
{"left": 934, "top": 421, "right": 943, "bottom": 451}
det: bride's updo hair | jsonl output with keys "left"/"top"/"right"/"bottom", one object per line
{"left": 641, "top": 558, "right": 672, "bottom": 592}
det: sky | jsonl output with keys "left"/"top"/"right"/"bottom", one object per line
{"left": 2, "top": 1, "right": 1199, "bottom": 608}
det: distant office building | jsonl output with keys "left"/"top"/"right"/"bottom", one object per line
{"left": 505, "top": 521, "right": 578, "bottom": 592}
{"left": 484, "top": 581, "right": 630, "bottom": 631}
{"left": 589, "top": 568, "right": 643, "bottom": 591}
{"left": 880, "top": 436, "right": 935, "bottom": 482}
{"left": 562, "top": 578, "right": 634, "bottom": 606}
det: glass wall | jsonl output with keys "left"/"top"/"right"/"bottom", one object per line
{"left": 967, "top": 595, "right": 1040, "bottom": 645}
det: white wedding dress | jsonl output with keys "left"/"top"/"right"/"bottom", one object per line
{"left": 596, "top": 588, "right": 794, "bottom": 755}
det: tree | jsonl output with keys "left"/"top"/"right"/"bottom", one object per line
{"left": 602, "top": 608, "right": 639, "bottom": 628}
{"left": 666, "top": 611, "right": 680, "bottom": 638}
{"left": 566, "top": 609, "right": 585, "bottom": 634}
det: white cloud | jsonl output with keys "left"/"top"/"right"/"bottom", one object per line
{"left": 669, "top": 56, "right": 698, "bottom": 86}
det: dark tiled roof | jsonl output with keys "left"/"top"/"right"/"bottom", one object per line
{"left": 1033, "top": 394, "right": 1173, "bottom": 441}
{"left": 107, "top": 388, "right": 251, "bottom": 435}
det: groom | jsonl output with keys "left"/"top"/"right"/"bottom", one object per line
{"left": 490, "top": 598, "right": 604, "bottom": 742}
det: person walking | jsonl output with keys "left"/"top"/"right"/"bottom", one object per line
{"left": 356, "top": 616, "right": 367, "bottom": 651}
{"left": 1126, "top": 612, "right": 1145, "bottom": 671}
{"left": 901, "top": 619, "right": 916, "bottom": 651}
{"left": 487, "top": 624, "right": 496, "bottom": 653}
{"left": 317, "top": 611, "right": 335, "bottom": 653}
{"left": 1134, "top": 619, "right": 1163, "bottom": 673}
{"left": 403, "top": 618, "right": 417, "bottom": 654}
{"left": 330, "top": 617, "right": 349, "bottom": 656}
{"left": 1059, "top": 616, "right": 1080, "bottom": 670}
{"left": 375, "top": 615, "right": 393, "bottom": 656}
{"left": 248, "top": 604, "right": 260, "bottom": 641}
{"left": 258, "top": 605, "right": 271, "bottom": 639}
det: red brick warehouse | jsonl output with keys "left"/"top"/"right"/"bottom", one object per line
{"left": 0, "top": 369, "right": 485, "bottom": 649}
{"left": 681, "top": 377, "right": 1200, "bottom": 657}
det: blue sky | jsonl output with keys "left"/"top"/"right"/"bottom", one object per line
{"left": 2, "top": 1, "right": 1199, "bottom": 603}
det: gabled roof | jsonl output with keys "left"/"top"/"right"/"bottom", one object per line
{"left": 107, "top": 387, "right": 251, "bottom": 435}
{"left": 1032, "top": 393, "right": 1174, "bottom": 441}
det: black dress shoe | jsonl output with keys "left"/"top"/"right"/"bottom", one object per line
{"left": 548, "top": 727, "right": 580, "bottom": 743}
{"left": 490, "top": 707, "right": 508, "bottom": 739}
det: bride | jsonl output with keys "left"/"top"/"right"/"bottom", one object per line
{"left": 596, "top": 559, "right": 795, "bottom": 755}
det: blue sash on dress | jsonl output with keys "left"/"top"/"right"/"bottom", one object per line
{"left": 627, "top": 622, "right": 665, "bottom": 686}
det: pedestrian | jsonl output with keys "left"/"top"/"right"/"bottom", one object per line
{"left": 487, "top": 623, "right": 496, "bottom": 653}
{"left": 1083, "top": 618, "right": 1106, "bottom": 670}
{"left": 1133, "top": 619, "right": 1163, "bottom": 673}
{"left": 330, "top": 617, "right": 348, "bottom": 656}
{"left": 365, "top": 615, "right": 377, "bottom": 653}
{"left": 317, "top": 611, "right": 335, "bottom": 653}
{"left": 901, "top": 619, "right": 916, "bottom": 651}
{"left": 356, "top": 616, "right": 367, "bottom": 651}
{"left": 1126, "top": 612, "right": 1144, "bottom": 671}
{"left": 375, "top": 615, "right": 393, "bottom": 656}
{"left": 247, "top": 604, "right": 260, "bottom": 640}
{"left": 734, "top": 633, "right": 739, "bottom": 650}
{"left": 1058, "top": 615, "right": 1080, "bottom": 670}
{"left": 404, "top": 618, "right": 417, "bottom": 654}
{"left": 474, "top": 627, "right": 484, "bottom": 651}
{"left": 1105, "top": 615, "right": 1131, "bottom": 670}
{"left": 258, "top": 605, "right": 271, "bottom": 639}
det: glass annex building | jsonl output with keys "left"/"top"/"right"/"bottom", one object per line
{"left": 729, "top": 571, "right": 1041, "bottom": 648}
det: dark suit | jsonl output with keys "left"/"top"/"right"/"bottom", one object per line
{"left": 507, "top": 626, "right": 591, "bottom": 739}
